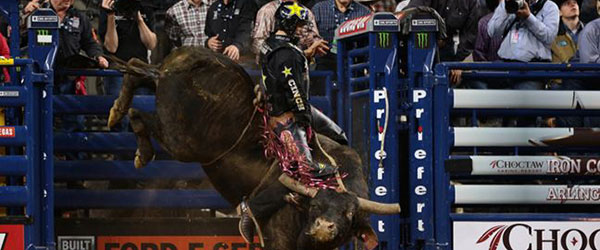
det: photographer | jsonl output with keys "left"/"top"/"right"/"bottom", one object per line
{"left": 488, "top": 0, "right": 559, "bottom": 65}
{"left": 99, "top": 0, "right": 157, "bottom": 95}
{"left": 489, "top": 0, "right": 558, "bottom": 126}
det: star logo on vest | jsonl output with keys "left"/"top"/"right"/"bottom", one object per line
{"left": 286, "top": 2, "right": 304, "bottom": 18}
{"left": 282, "top": 66, "right": 293, "bottom": 77}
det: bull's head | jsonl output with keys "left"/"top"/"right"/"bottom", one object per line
{"left": 280, "top": 175, "right": 400, "bottom": 249}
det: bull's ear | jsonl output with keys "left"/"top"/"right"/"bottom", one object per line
{"left": 356, "top": 223, "right": 379, "bottom": 250}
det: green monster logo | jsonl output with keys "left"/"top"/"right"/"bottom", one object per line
{"left": 37, "top": 29, "right": 51, "bottom": 45}
{"left": 37, "top": 29, "right": 50, "bottom": 36}
{"left": 416, "top": 33, "right": 429, "bottom": 49}
{"left": 378, "top": 32, "right": 390, "bottom": 48}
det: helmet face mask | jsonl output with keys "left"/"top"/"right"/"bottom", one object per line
{"left": 275, "top": 2, "right": 310, "bottom": 37}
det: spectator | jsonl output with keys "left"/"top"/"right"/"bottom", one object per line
{"left": 578, "top": 0, "right": 600, "bottom": 63}
{"left": 0, "top": 32, "right": 10, "bottom": 83}
{"left": 311, "top": 0, "right": 371, "bottom": 72}
{"left": 461, "top": 0, "right": 503, "bottom": 91}
{"left": 0, "top": 17, "right": 8, "bottom": 39}
{"left": 579, "top": 0, "right": 598, "bottom": 22}
{"left": 457, "top": 0, "right": 504, "bottom": 127}
{"left": 474, "top": 0, "right": 503, "bottom": 62}
{"left": 24, "top": 0, "right": 108, "bottom": 70}
{"left": 166, "top": 0, "right": 213, "bottom": 48}
{"left": 204, "top": 0, "right": 257, "bottom": 63}
{"left": 358, "top": 0, "right": 385, "bottom": 12}
{"left": 407, "top": 0, "right": 483, "bottom": 61}
{"left": 550, "top": 0, "right": 600, "bottom": 127}
{"left": 558, "top": 0, "right": 600, "bottom": 128}
{"left": 489, "top": 0, "right": 559, "bottom": 126}
{"left": 548, "top": 0, "right": 584, "bottom": 128}
{"left": 23, "top": 0, "right": 47, "bottom": 16}
{"left": 24, "top": 0, "right": 107, "bottom": 153}
{"left": 551, "top": 0, "right": 584, "bottom": 63}
{"left": 251, "top": 0, "right": 329, "bottom": 62}
{"left": 99, "top": 0, "right": 157, "bottom": 95}
{"left": 488, "top": 0, "right": 559, "bottom": 65}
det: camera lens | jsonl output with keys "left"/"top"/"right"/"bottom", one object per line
{"left": 505, "top": 0, "right": 521, "bottom": 13}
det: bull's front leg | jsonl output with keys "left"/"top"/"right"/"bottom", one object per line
{"left": 128, "top": 108, "right": 159, "bottom": 169}
{"left": 108, "top": 58, "right": 157, "bottom": 128}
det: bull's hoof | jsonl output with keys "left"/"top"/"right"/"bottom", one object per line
{"left": 107, "top": 106, "right": 125, "bottom": 128}
{"left": 134, "top": 149, "right": 154, "bottom": 169}
{"left": 134, "top": 155, "right": 144, "bottom": 169}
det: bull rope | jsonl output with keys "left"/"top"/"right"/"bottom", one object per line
{"left": 249, "top": 160, "right": 280, "bottom": 198}
{"left": 313, "top": 134, "right": 349, "bottom": 191}
{"left": 200, "top": 106, "right": 258, "bottom": 166}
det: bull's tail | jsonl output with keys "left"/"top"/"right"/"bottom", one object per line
{"left": 107, "top": 55, "right": 161, "bottom": 80}
{"left": 106, "top": 56, "right": 160, "bottom": 128}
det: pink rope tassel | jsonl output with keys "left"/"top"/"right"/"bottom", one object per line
{"left": 259, "top": 110, "right": 346, "bottom": 190}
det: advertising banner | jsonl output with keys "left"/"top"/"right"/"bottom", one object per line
{"left": 446, "top": 156, "right": 600, "bottom": 175}
{"left": 58, "top": 235, "right": 262, "bottom": 250}
{"left": 0, "top": 225, "right": 24, "bottom": 250}
{"left": 454, "top": 221, "right": 600, "bottom": 250}
{"left": 98, "top": 236, "right": 262, "bottom": 250}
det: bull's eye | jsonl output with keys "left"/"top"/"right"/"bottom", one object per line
{"left": 345, "top": 211, "right": 354, "bottom": 220}
{"left": 310, "top": 204, "right": 320, "bottom": 212}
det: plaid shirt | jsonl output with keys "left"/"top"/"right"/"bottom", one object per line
{"left": 312, "top": 0, "right": 371, "bottom": 43}
{"left": 166, "top": 0, "right": 212, "bottom": 47}
{"left": 251, "top": 0, "right": 322, "bottom": 55}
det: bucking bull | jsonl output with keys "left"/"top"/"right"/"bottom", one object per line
{"left": 107, "top": 47, "right": 400, "bottom": 250}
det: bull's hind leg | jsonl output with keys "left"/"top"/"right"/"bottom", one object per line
{"left": 128, "top": 108, "right": 160, "bottom": 169}
{"left": 108, "top": 58, "right": 157, "bottom": 128}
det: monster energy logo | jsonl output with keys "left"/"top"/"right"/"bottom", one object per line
{"left": 378, "top": 32, "right": 390, "bottom": 48}
{"left": 36, "top": 29, "right": 52, "bottom": 45}
{"left": 416, "top": 33, "right": 429, "bottom": 49}
{"left": 37, "top": 29, "right": 50, "bottom": 36}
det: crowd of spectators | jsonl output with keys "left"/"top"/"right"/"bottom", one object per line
{"left": 4, "top": 0, "right": 600, "bottom": 123}
{"left": 7, "top": 0, "right": 598, "bottom": 73}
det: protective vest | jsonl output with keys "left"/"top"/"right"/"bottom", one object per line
{"left": 259, "top": 34, "right": 312, "bottom": 124}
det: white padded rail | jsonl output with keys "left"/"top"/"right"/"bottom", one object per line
{"left": 453, "top": 127, "right": 574, "bottom": 147}
{"left": 454, "top": 185, "right": 600, "bottom": 204}
{"left": 458, "top": 155, "right": 598, "bottom": 175}
{"left": 453, "top": 90, "right": 600, "bottom": 109}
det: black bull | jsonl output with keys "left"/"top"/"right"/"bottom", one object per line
{"left": 107, "top": 47, "right": 400, "bottom": 249}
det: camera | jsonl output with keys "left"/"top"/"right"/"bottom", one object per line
{"left": 112, "top": 0, "right": 142, "bottom": 18}
{"left": 505, "top": 0, "right": 525, "bottom": 13}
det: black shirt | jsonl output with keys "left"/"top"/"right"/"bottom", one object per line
{"left": 204, "top": 0, "right": 256, "bottom": 53}
{"left": 260, "top": 35, "right": 311, "bottom": 125}
{"left": 55, "top": 7, "right": 103, "bottom": 67}
{"left": 98, "top": 7, "right": 155, "bottom": 63}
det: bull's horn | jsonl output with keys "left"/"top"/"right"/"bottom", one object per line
{"left": 278, "top": 174, "right": 318, "bottom": 198}
{"left": 358, "top": 198, "right": 401, "bottom": 214}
